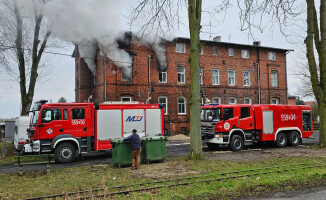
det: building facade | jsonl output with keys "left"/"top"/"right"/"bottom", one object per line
{"left": 74, "top": 36, "right": 290, "bottom": 135}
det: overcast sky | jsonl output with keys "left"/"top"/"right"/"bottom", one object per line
{"left": 0, "top": 0, "right": 310, "bottom": 119}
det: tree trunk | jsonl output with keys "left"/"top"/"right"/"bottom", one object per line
{"left": 187, "top": 0, "right": 203, "bottom": 160}
{"left": 305, "top": 0, "right": 326, "bottom": 147}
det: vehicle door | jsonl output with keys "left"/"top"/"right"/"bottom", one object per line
{"left": 39, "top": 108, "right": 63, "bottom": 139}
{"left": 239, "top": 106, "right": 255, "bottom": 130}
{"left": 62, "top": 108, "right": 70, "bottom": 135}
{"left": 69, "top": 108, "right": 88, "bottom": 137}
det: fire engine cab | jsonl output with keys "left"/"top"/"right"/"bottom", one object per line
{"left": 24, "top": 100, "right": 164, "bottom": 163}
{"left": 201, "top": 104, "right": 313, "bottom": 151}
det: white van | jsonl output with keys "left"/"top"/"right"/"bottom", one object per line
{"left": 14, "top": 116, "right": 30, "bottom": 151}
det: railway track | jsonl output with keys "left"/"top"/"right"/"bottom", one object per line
{"left": 21, "top": 161, "right": 326, "bottom": 200}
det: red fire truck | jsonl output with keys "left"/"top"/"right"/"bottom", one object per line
{"left": 201, "top": 104, "right": 313, "bottom": 151}
{"left": 24, "top": 100, "right": 164, "bottom": 163}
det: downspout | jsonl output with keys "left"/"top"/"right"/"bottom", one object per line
{"left": 146, "top": 55, "right": 152, "bottom": 104}
{"left": 256, "top": 47, "right": 261, "bottom": 104}
{"left": 285, "top": 50, "right": 291, "bottom": 105}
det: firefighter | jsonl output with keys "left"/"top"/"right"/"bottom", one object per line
{"left": 124, "top": 129, "right": 141, "bottom": 170}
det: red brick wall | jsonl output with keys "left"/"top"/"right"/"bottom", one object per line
{"left": 75, "top": 39, "right": 288, "bottom": 135}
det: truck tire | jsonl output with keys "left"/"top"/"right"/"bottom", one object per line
{"left": 230, "top": 135, "right": 244, "bottom": 151}
{"left": 55, "top": 142, "right": 76, "bottom": 163}
{"left": 288, "top": 131, "right": 300, "bottom": 146}
{"left": 275, "top": 132, "right": 287, "bottom": 148}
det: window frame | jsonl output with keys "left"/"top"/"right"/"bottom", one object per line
{"left": 229, "top": 97, "right": 237, "bottom": 104}
{"left": 228, "top": 69, "right": 236, "bottom": 86}
{"left": 158, "top": 68, "right": 167, "bottom": 83}
{"left": 228, "top": 48, "right": 234, "bottom": 57}
{"left": 176, "top": 43, "right": 186, "bottom": 53}
{"left": 241, "top": 50, "right": 249, "bottom": 59}
{"left": 199, "top": 45, "right": 204, "bottom": 55}
{"left": 243, "top": 70, "right": 251, "bottom": 86}
{"left": 41, "top": 109, "right": 62, "bottom": 123}
{"left": 121, "top": 96, "right": 132, "bottom": 102}
{"left": 177, "top": 66, "right": 186, "bottom": 84}
{"left": 158, "top": 96, "right": 168, "bottom": 115}
{"left": 212, "top": 46, "right": 218, "bottom": 55}
{"left": 212, "top": 97, "right": 221, "bottom": 104}
{"left": 271, "top": 70, "right": 278, "bottom": 87}
{"left": 268, "top": 52, "right": 276, "bottom": 61}
{"left": 178, "top": 96, "right": 187, "bottom": 114}
{"left": 244, "top": 98, "right": 252, "bottom": 104}
{"left": 212, "top": 68, "right": 220, "bottom": 85}
{"left": 271, "top": 98, "right": 279, "bottom": 104}
{"left": 240, "top": 107, "right": 251, "bottom": 119}
{"left": 121, "top": 66, "right": 133, "bottom": 82}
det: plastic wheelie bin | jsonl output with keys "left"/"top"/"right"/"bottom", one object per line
{"left": 141, "top": 136, "right": 167, "bottom": 164}
{"left": 111, "top": 138, "right": 132, "bottom": 167}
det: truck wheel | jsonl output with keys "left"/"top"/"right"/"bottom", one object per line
{"left": 288, "top": 131, "right": 300, "bottom": 146}
{"left": 275, "top": 132, "right": 287, "bottom": 148}
{"left": 230, "top": 135, "right": 243, "bottom": 151}
{"left": 55, "top": 142, "right": 76, "bottom": 163}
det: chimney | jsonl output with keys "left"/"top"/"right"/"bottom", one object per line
{"left": 253, "top": 41, "right": 261, "bottom": 46}
{"left": 213, "top": 36, "right": 221, "bottom": 42}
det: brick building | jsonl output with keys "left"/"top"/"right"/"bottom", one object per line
{"left": 73, "top": 34, "right": 290, "bottom": 135}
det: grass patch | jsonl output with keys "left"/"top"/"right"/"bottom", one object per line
{"left": 1, "top": 157, "right": 326, "bottom": 199}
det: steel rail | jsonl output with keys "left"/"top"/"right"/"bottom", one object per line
{"left": 21, "top": 162, "right": 325, "bottom": 200}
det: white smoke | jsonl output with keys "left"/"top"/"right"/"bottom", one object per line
{"left": 13, "top": 0, "right": 169, "bottom": 76}
{"left": 40, "top": 0, "right": 132, "bottom": 76}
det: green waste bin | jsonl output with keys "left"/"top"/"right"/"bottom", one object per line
{"left": 141, "top": 136, "right": 167, "bottom": 164}
{"left": 111, "top": 138, "right": 132, "bottom": 167}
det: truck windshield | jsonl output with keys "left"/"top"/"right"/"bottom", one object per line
{"left": 201, "top": 108, "right": 221, "bottom": 122}
{"left": 30, "top": 102, "right": 42, "bottom": 125}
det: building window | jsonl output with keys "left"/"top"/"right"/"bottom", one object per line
{"left": 200, "top": 67, "right": 204, "bottom": 84}
{"left": 158, "top": 96, "right": 168, "bottom": 115}
{"left": 268, "top": 52, "right": 276, "bottom": 60}
{"left": 178, "top": 97, "right": 186, "bottom": 114}
{"left": 159, "top": 68, "right": 167, "bottom": 83}
{"left": 213, "top": 46, "right": 218, "bottom": 55}
{"left": 121, "top": 96, "right": 132, "bottom": 102}
{"left": 244, "top": 98, "right": 251, "bottom": 104}
{"left": 229, "top": 97, "right": 236, "bottom": 104}
{"left": 271, "top": 71, "right": 278, "bottom": 87}
{"left": 243, "top": 70, "right": 250, "bottom": 86}
{"left": 271, "top": 98, "right": 279, "bottom": 104}
{"left": 212, "top": 68, "right": 219, "bottom": 85}
{"left": 228, "top": 70, "right": 236, "bottom": 86}
{"left": 176, "top": 43, "right": 186, "bottom": 53}
{"left": 241, "top": 50, "right": 249, "bottom": 59}
{"left": 177, "top": 66, "right": 186, "bottom": 84}
{"left": 228, "top": 48, "right": 234, "bottom": 56}
{"left": 212, "top": 97, "right": 221, "bottom": 104}
{"left": 121, "top": 66, "right": 132, "bottom": 81}
{"left": 199, "top": 45, "right": 203, "bottom": 55}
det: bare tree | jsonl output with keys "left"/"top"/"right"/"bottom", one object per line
{"left": 130, "top": 0, "right": 204, "bottom": 159}
{"left": 0, "top": 0, "right": 51, "bottom": 115}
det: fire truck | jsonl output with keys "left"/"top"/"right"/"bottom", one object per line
{"left": 24, "top": 100, "right": 164, "bottom": 163}
{"left": 201, "top": 104, "right": 313, "bottom": 151}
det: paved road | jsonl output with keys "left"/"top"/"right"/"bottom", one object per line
{"left": 0, "top": 130, "right": 319, "bottom": 174}
{"left": 251, "top": 186, "right": 326, "bottom": 200}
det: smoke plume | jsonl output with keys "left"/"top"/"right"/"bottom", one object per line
{"left": 41, "top": 0, "right": 132, "bottom": 76}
